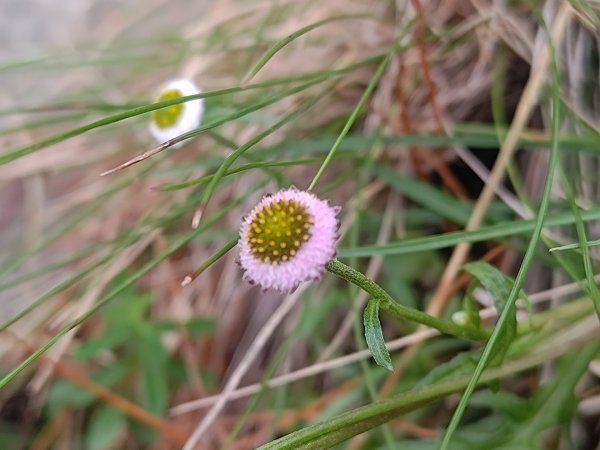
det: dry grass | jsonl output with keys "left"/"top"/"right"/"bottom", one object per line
{"left": 2, "top": 0, "right": 600, "bottom": 449}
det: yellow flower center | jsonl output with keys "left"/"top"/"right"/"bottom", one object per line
{"left": 246, "top": 198, "right": 313, "bottom": 265}
{"left": 151, "top": 89, "right": 184, "bottom": 129}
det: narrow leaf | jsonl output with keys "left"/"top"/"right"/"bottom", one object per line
{"left": 363, "top": 298, "right": 393, "bottom": 371}
{"left": 84, "top": 406, "right": 126, "bottom": 450}
{"left": 137, "top": 326, "right": 168, "bottom": 416}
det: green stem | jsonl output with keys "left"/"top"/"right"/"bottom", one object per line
{"left": 440, "top": 22, "right": 564, "bottom": 449}
{"left": 259, "top": 334, "right": 600, "bottom": 449}
{"left": 307, "top": 34, "right": 409, "bottom": 191}
{"left": 325, "top": 259, "right": 490, "bottom": 341}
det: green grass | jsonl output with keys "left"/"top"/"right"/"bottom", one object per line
{"left": 1, "top": 2, "right": 600, "bottom": 449}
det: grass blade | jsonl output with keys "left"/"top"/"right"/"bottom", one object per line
{"left": 558, "top": 165, "right": 600, "bottom": 316}
{"left": 307, "top": 34, "right": 408, "bottom": 190}
{"left": 0, "top": 182, "right": 264, "bottom": 390}
{"left": 242, "top": 14, "right": 369, "bottom": 84}
{"left": 339, "top": 206, "right": 600, "bottom": 258}
{"left": 439, "top": 22, "right": 563, "bottom": 449}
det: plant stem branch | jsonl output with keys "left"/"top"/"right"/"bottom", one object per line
{"left": 326, "top": 259, "right": 490, "bottom": 341}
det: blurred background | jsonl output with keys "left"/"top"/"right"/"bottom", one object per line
{"left": 2, "top": 0, "right": 600, "bottom": 449}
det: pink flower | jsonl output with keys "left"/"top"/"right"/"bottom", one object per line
{"left": 239, "top": 188, "right": 340, "bottom": 292}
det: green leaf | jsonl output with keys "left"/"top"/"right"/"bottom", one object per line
{"left": 102, "top": 283, "right": 152, "bottom": 327}
{"left": 416, "top": 350, "right": 480, "bottom": 389}
{"left": 185, "top": 317, "right": 217, "bottom": 335}
{"left": 0, "top": 430, "right": 24, "bottom": 450}
{"left": 492, "top": 340, "right": 600, "bottom": 449}
{"left": 375, "top": 164, "right": 472, "bottom": 225}
{"left": 83, "top": 406, "right": 126, "bottom": 450}
{"left": 47, "top": 364, "right": 126, "bottom": 414}
{"left": 137, "top": 326, "right": 168, "bottom": 416}
{"left": 464, "top": 262, "right": 517, "bottom": 366}
{"left": 74, "top": 327, "right": 131, "bottom": 360}
{"left": 257, "top": 339, "right": 599, "bottom": 449}
{"left": 440, "top": 34, "right": 564, "bottom": 449}
{"left": 462, "top": 284, "right": 481, "bottom": 330}
{"left": 363, "top": 298, "right": 393, "bottom": 371}
{"left": 464, "top": 262, "right": 512, "bottom": 312}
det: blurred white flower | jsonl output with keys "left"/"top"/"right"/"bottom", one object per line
{"left": 149, "top": 79, "right": 204, "bottom": 147}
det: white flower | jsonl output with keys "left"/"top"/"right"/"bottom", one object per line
{"left": 149, "top": 79, "right": 204, "bottom": 147}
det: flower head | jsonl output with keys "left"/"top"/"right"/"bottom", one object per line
{"left": 239, "top": 188, "right": 340, "bottom": 292}
{"left": 149, "top": 79, "right": 204, "bottom": 147}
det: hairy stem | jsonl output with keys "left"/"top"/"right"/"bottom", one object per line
{"left": 326, "top": 259, "right": 490, "bottom": 341}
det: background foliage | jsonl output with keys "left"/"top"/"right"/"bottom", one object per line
{"left": 1, "top": 0, "right": 600, "bottom": 449}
